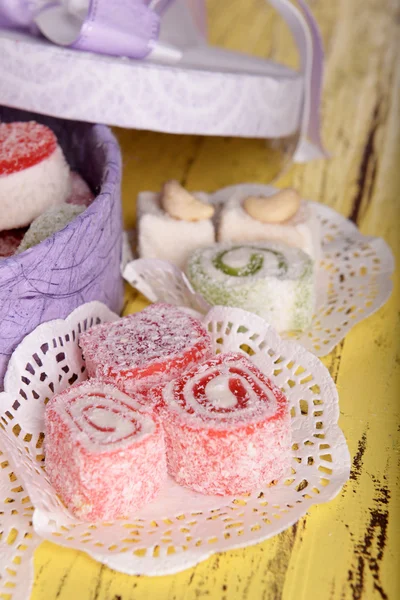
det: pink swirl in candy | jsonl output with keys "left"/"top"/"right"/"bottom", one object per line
{"left": 45, "top": 380, "right": 166, "bottom": 520}
{"left": 66, "top": 392, "right": 151, "bottom": 448}
{"left": 161, "top": 353, "right": 283, "bottom": 426}
{"left": 155, "top": 353, "right": 291, "bottom": 495}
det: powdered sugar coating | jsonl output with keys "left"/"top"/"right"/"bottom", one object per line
{"left": 17, "top": 203, "right": 86, "bottom": 253}
{"left": 0, "top": 229, "right": 25, "bottom": 258}
{"left": 66, "top": 171, "right": 95, "bottom": 207}
{"left": 218, "top": 189, "right": 321, "bottom": 261}
{"left": 0, "top": 121, "right": 57, "bottom": 175}
{"left": 0, "top": 144, "right": 71, "bottom": 230}
{"left": 186, "top": 241, "right": 315, "bottom": 332}
{"left": 137, "top": 191, "right": 215, "bottom": 269}
{"left": 45, "top": 380, "right": 166, "bottom": 522}
{"left": 79, "top": 303, "right": 213, "bottom": 396}
{"left": 153, "top": 352, "right": 291, "bottom": 495}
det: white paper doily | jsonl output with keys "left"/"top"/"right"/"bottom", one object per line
{"left": 0, "top": 301, "right": 350, "bottom": 584}
{"left": 0, "top": 302, "right": 119, "bottom": 600}
{"left": 0, "top": 441, "right": 39, "bottom": 600}
{"left": 123, "top": 184, "right": 395, "bottom": 357}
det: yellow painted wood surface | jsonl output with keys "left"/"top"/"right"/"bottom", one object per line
{"left": 30, "top": 1, "right": 400, "bottom": 598}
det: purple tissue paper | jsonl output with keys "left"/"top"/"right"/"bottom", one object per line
{"left": 0, "top": 107, "right": 124, "bottom": 389}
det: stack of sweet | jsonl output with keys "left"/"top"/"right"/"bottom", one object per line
{"left": 45, "top": 303, "right": 292, "bottom": 522}
{"left": 137, "top": 181, "right": 321, "bottom": 332}
{"left": 0, "top": 121, "right": 94, "bottom": 257}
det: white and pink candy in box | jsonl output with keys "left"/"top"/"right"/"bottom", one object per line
{"left": 0, "top": 107, "right": 124, "bottom": 390}
{"left": 0, "top": 0, "right": 325, "bottom": 162}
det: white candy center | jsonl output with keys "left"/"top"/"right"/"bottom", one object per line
{"left": 85, "top": 406, "right": 136, "bottom": 440}
{"left": 223, "top": 247, "right": 253, "bottom": 269}
{"left": 222, "top": 247, "right": 281, "bottom": 275}
{"left": 67, "top": 394, "right": 154, "bottom": 448}
{"left": 166, "top": 360, "right": 278, "bottom": 422}
{"left": 205, "top": 375, "right": 238, "bottom": 409}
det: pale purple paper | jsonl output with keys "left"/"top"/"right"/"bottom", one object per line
{"left": 0, "top": 107, "right": 124, "bottom": 389}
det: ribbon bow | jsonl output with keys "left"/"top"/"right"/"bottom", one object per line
{"left": 0, "top": 0, "right": 174, "bottom": 59}
{"left": 0, "top": 0, "right": 326, "bottom": 161}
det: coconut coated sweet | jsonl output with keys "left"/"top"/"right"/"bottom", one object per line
{"left": 79, "top": 303, "right": 213, "bottom": 397}
{"left": 153, "top": 352, "right": 291, "bottom": 495}
{"left": 0, "top": 122, "right": 71, "bottom": 230}
{"left": 44, "top": 380, "right": 167, "bottom": 521}
{"left": 186, "top": 241, "right": 315, "bottom": 331}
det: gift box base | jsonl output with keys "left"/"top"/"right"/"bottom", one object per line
{"left": 0, "top": 107, "right": 124, "bottom": 389}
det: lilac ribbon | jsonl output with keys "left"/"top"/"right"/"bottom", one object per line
{"left": 267, "top": 0, "right": 327, "bottom": 161}
{"left": 65, "top": 1, "right": 160, "bottom": 59}
{"left": 296, "top": 0, "right": 326, "bottom": 158}
{"left": 0, "top": 0, "right": 33, "bottom": 28}
{"left": 0, "top": 0, "right": 165, "bottom": 58}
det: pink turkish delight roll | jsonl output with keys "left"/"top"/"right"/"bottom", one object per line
{"left": 0, "top": 122, "right": 71, "bottom": 230}
{"left": 153, "top": 352, "right": 291, "bottom": 495}
{"left": 79, "top": 303, "right": 213, "bottom": 397}
{"left": 45, "top": 380, "right": 166, "bottom": 521}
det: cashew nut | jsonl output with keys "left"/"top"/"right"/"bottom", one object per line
{"left": 243, "top": 188, "right": 301, "bottom": 224}
{"left": 161, "top": 180, "right": 215, "bottom": 222}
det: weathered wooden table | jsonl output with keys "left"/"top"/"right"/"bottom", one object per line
{"left": 31, "top": 1, "right": 399, "bottom": 598}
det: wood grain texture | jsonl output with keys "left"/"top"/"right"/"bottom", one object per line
{"left": 31, "top": 1, "right": 400, "bottom": 598}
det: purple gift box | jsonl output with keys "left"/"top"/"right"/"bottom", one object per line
{"left": 0, "top": 107, "right": 124, "bottom": 389}
{"left": 0, "top": 1, "right": 326, "bottom": 161}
